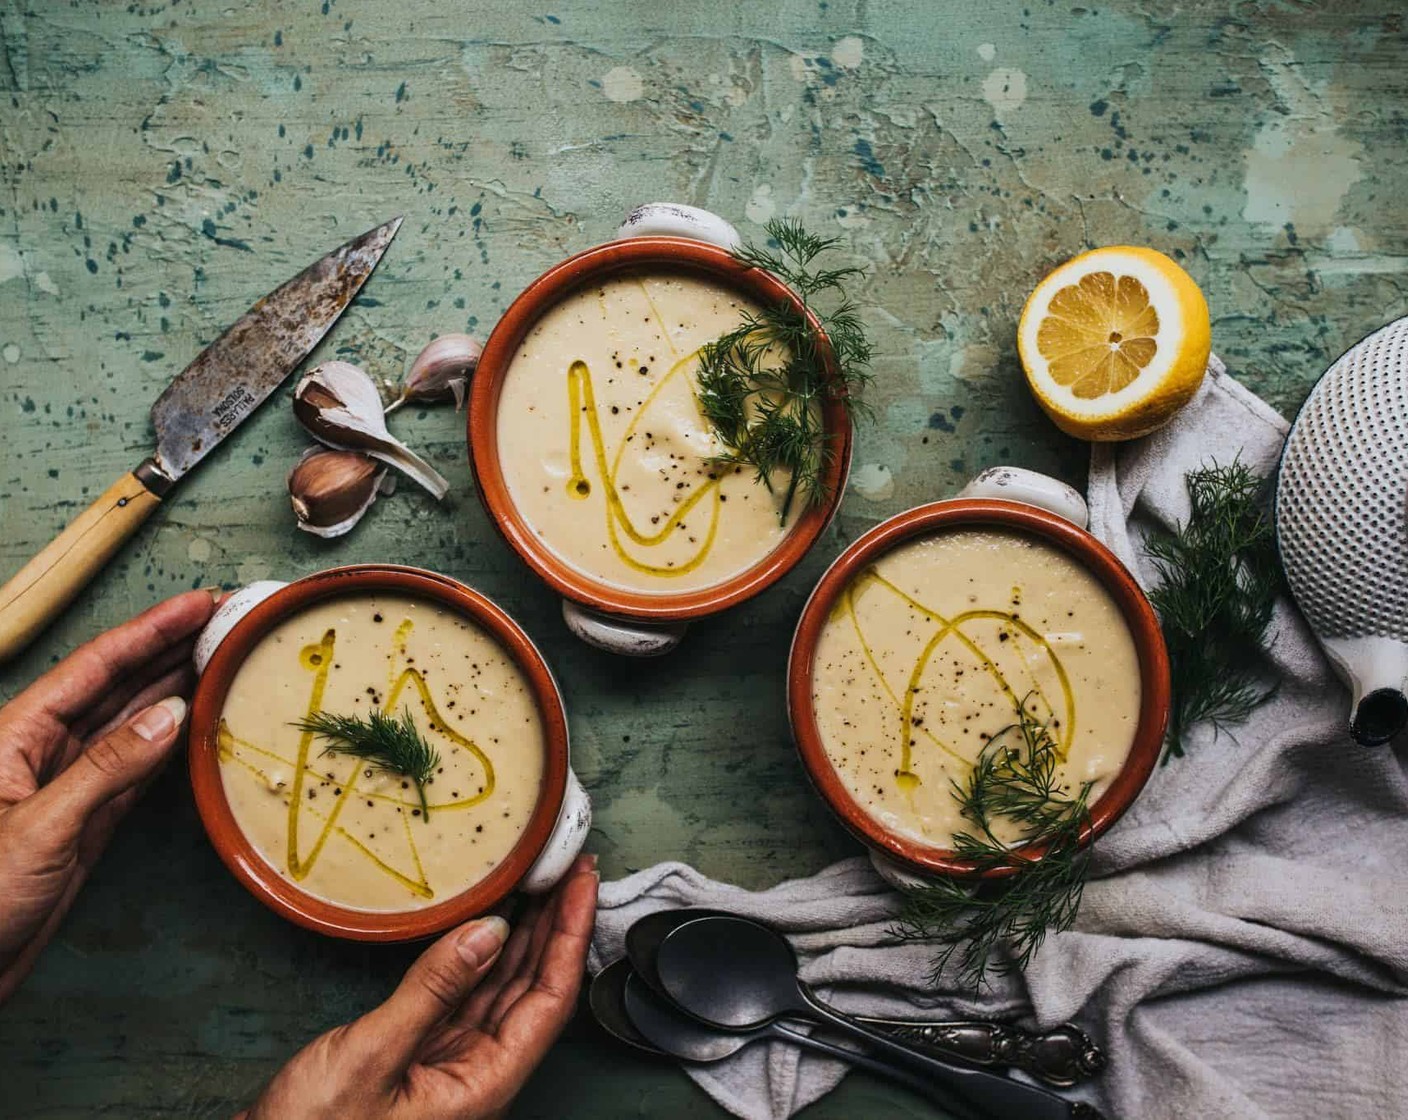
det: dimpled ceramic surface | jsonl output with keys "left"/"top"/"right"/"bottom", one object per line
{"left": 1, "top": 2, "right": 1404, "bottom": 1117}
{"left": 1277, "top": 316, "right": 1408, "bottom": 641}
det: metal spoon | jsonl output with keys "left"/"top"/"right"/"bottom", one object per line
{"left": 622, "top": 967, "right": 966, "bottom": 1108}
{"left": 654, "top": 914, "right": 1080, "bottom": 1120}
{"left": 593, "top": 961, "right": 1101, "bottom": 1120}
{"left": 625, "top": 908, "right": 1107, "bottom": 1088}
{"left": 591, "top": 960, "right": 969, "bottom": 1111}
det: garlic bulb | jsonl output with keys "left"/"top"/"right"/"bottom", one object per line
{"left": 387, "top": 333, "right": 482, "bottom": 413}
{"left": 287, "top": 447, "right": 390, "bottom": 538}
{"left": 293, "top": 360, "right": 450, "bottom": 499}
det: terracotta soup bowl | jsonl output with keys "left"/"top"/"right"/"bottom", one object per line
{"left": 189, "top": 565, "right": 586, "bottom": 941}
{"left": 469, "top": 203, "right": 852, "bottom": 656}
{"left": 787, "top": 468, "right": 1170, "bottom": 883}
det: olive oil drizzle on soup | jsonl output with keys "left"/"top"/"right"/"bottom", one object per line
{"left": 217, "top": 595, "right": 544, "bottom": 912}
{"left": 496, "top": 271, "right": 797, "bottom": 594}
{"left": 811, "top": 529, "right": 1141, "bottom": 849}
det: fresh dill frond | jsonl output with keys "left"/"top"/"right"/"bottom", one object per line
{"left": 893, "top": 702, "right": 1092, "bottom": 990}
{"left": 1145, "top": 459, "right": 1280, "bottom": 761}
{"left": 294, "top": 707, "right": 441, "bottom": 820}
{"left": 695, "top": 218, "right": 873, "bottom": 525}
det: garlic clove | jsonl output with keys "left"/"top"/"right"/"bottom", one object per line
{"left": 387, "top": 333, "right": 482, "bottom": 413}
{"left": 293, "top": 360, "right": 450, "bottom": 500}
{"left": 287, "top": 446, "right": 387, "bottom": 538}
{"left": 293, "top": 360, "right": 386, "bottom": 443}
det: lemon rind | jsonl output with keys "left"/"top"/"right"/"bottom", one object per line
{"left": 1018, "top": 248, "right": 1209, "bottom": 426}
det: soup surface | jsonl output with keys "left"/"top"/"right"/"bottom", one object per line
{"left": 496, "top": 270, "right": 795, "bottom": 594}
{"left": 811, "top": 528, "right": 1141, "bottom": 849}
{"left": 218, "top": 594, "right": 545, "bottom": 912}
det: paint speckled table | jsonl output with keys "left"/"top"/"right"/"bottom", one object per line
{"left": 1, "top": 1, "right": 1405, "bottom": 1115}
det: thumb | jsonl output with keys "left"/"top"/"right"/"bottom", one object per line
{"left": 352, "top": 916, "right": 510, "bottom": 1075}
{"left": 36, "top": 696, "right": 187, "bottom": 839}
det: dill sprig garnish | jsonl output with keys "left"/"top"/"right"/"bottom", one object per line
{"left": 294, "top": 707, "right": 441, "bottom": 820}
{"left": 894, "top": 702, "right": 1093, "bottom": 990}
{"left": 695, "top": 219, "right": 873, "bottom": 525}
{"left": 1145, "top": 459, "right": 1280, "bottom": 761}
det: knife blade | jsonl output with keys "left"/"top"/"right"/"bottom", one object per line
{"left": 0, "top": 217, "right": 402, "bottom": 663}
{"left": 146, "top": 217, "right": 401, "bottom": 488}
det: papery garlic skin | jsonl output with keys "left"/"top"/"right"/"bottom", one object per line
{"left": 293, "top": 361, "right": 384, "bottom": 444}
{"left": 387, "top": 333, "right": 482, "bottom": 412}
{"left": 294, "top": 360, "right": 450, "bottom": 499}
{"left": 287, "top": 446, "right": 387, "bottom": 538}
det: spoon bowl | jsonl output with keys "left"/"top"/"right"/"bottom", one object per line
{"left": 656, "top": 914, "right": 801, "bottom": 1029}
{"left": 588, "top": 959, "right": 667, "bottom": 1056}
{"left": 626, "top": 908, "right": 732, "bottom": 997}
{"left": 624, "top": 970, "right": 753, "bottom": 1063}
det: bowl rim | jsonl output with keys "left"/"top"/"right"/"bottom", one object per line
{"left": 467, "top": 235, "right": 853, "bottom": 623}
{"left": 188, "top": 564, "right": 570, "bottom": 941}
{"left": 787, "top": 499, "right": 1170, "bottom": 878}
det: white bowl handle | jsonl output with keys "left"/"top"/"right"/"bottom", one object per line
{"left": 194, "top": 580, "right": 289, "bottom": 676}
{"left": 867, "top": 850, "right": 948, "bottom": 893}
{"left": 958, "top": 466, "right": 1089, "bottom": 529}
{"left": 561, "top": 599, "right": 687, "bottom": 657}
{"left": 614, "top": 202, "right": 741, "bottom": 251}
{"left": 521, "top": 768, "right": 593, "bottom": 894}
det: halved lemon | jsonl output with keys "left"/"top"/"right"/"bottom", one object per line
{"left": 1017, "top": 246, "right": 1210, "bottom": 441}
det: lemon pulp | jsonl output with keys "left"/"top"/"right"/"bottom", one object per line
{"left": 1017, "top": 246, "right": 1210, "bottom": 441}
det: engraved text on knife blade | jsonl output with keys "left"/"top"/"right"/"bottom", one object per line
{"left": 148, "top": 217, "right": 400, "bottom": 481}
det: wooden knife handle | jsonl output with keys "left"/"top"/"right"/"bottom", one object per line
{"left": 0, "top": 471, "right": 162, "bottom": 663}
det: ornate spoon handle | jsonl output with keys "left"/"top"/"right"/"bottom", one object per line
{"left": 850, "top": 1017, "right": 1107, "bottom": 1088}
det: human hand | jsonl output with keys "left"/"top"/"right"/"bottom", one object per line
{"left": 238, "top": 854, "right": 599, "bottom": 1120}
{"left": 0, "top": 589, "right": 217, "bottom": 1003}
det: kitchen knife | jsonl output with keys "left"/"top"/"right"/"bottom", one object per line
{"left": 0, "top": 216, "right": 402, "bottom": 663}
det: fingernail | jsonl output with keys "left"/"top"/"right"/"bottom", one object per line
{"left": 200, "top": 585, "right": 224, "bottom": 603}
{"left": 456, "top": 916, "right": 509, "bottom": 968}
{"left": 133, "top": 696, "right": 186, "bottom": 742}
{"left": 587, "top": 853, "right": 599, "bottom": 871}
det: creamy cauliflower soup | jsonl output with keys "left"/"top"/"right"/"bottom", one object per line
{"left": 217, "top": 595, "right": 544, "bottom": 912}
{"left": 811, "top": 529, "right": 1140, "bottom": 848}
{"left": 495, "top": 271, "right": 796, "bottom": 594}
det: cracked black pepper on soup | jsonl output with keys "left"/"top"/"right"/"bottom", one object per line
{"left": 811, "top": 529, "right": 1141, "bottom": 848}
{"left": 496, "top": 271, "right": 799, "bottom": 591}
{"left": 217, "top": 595, "right": 544, "bottom": 911}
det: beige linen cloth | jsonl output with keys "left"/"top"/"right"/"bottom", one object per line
{"left": 588, "top": 360, "right": 1408, "bottom": 1120}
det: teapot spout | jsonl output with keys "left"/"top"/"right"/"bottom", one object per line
{"left": 1321, "top": 636, "right": 1408, "bottom": 746}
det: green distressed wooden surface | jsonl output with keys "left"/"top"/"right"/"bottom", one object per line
{"left": 1, "top": 1, "right": 1404, "bottom": 1116}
